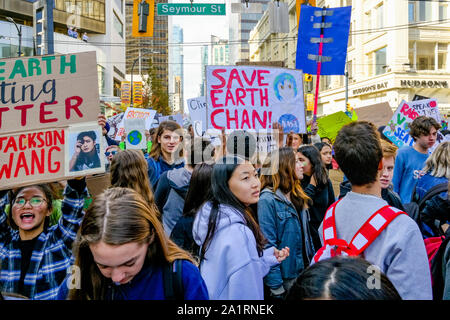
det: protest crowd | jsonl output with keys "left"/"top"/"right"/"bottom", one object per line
{"left": 0, "top": 48, "right": 450, "bottom": 303}
{"left": 1, "top": 103, "right": 449, "bottom": 301}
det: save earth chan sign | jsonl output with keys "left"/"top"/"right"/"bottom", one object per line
{"left": 0, "top": 51, "right": 103, "bottom": 190}
{"left": 206, "top": 65, "right": 306, "bottom": 134}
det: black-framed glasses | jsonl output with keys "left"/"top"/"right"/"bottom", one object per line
{"left": 13, "top": 197, "right": 47, "bottom": 208}
{"left": 105, "top": 151, "right": 118, "bottom": 156}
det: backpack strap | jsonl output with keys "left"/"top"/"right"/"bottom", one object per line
{"left": 162, "top": 260, "right": 184, "bottom": 300}
{"left": 348, "top": 205, "right": 406, "bottom": 255}
{"left": 320, "top": 200, "right": 406, "bottom": 258}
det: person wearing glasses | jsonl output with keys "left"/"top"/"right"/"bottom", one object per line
{"left": 0, "top": 178, "right": 88, "bottom": 299}
{"left": 104, "top": 145, "right": 120, "bottom": 172}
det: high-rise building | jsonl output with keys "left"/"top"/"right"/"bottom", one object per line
{"left": 211, "top": 35, "right": 229, "bottom": 65}
{"left": 0, "top": 0, "right": 126, "bottom": 102}
{"left": 169, "top": 24, "right": 184, "bottom": 113}
{"left": 125, "top": 0, "right": 168, "bottom": 92}
{"left": 199, "top": 45, "right": 208, "bottom": 96}
{"left": 227, "top": 0, "right": 270, "bottom": 64}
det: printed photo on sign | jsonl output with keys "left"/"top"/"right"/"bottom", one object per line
{"left": 66, "top": 125, "right": 105, "bottom": 176}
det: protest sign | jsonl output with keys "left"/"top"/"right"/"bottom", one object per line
{"left": 124, "top": 118, "right": 147, "bottom": 149}
{"left": 158, "top": 114, "right": 183, "bottom": 126}
{"left": 115, "top": 107, "right": 156, "bottom": 140}
{"left": 206, "top": 65, "right": 306, "bottom": 133}
{"left": 187, "top": 96, "right": 208, "bottom": 136}
{"left": 0, "top": 52, "right": 102, "bottom": 190}
{"left": 383, "top": 99, "right": 442, "bottom": 148}
{"left": 106, "top": 112, "right": 124, "bottom": 140}
{"left": 354, "top": 102, "right": 393, "bottom": 128}
{"left": 86, "top": 173, "right": 111, "bottom": 198}
{"left": 317, "top": 111, "right": 354, "bottom": 143}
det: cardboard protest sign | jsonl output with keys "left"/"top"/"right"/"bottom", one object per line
{"left": 86, "top": 173, "right": 111, "bottom": 198}
{"left": 158, "top": 114, "right": 183, "bottom": 126}
{"left": 124, "top": 118, "right": 147, "bottom": 149}
{"left": 354, "top": 102, "right": 393, "bottom": 128}
{"left": 383, "top": 99, "right": 442, "bottom": 148}
{"left": 187, "top": 96, "right": 208, "bottom": 136}
{"left": 206, "top": 65, "right": 306, "bottom": 133}
{"left": 0, "top": 52, "right": 102, "bottom": 190}
{"left": 317, "top": 111, "right": 354, "bottom": 143}
{"left": 115, "top": 107, "right": 156, "bottom": 140}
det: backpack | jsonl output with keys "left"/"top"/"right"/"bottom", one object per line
{"left": 162, "top": 259, "right": 184, "bottom": 300}
{"left": 428, "top": 228, "right": 450, "bottom": 300}
{"left": 403, "top": 182, "right": 448, "bottom": 224}
{"left": 313, "top": 199, "right": 407, "bottom": 263}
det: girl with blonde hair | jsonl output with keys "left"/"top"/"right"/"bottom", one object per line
{"left": 57, "top": 187, "right": 208, "bottom": 300}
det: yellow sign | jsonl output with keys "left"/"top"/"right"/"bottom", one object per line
{"left": 132, "top": 0, "right": 155, "bottom": 37}
{"left": 133, "top": 81, "right": 143, "bottom": 106}
{"left": 121, "top": 81, "right": 131, "bottom": 104}
{"left": 296, "top": 0, "right": 317, "bottom": 26}
{"left": 304, "top": 73, "right": 313, "bottom": 82}
{"left": 306, "top": 93, "right": 314, "bottom": 111}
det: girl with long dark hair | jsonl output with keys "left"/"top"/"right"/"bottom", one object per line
{"left": 170, "top": 163, "right": 214, "bottom": 257}
{"left": 314, "top": 142, "right": 333, "bottom": 171}
{"left": 192, "top": 155, "right": 289, "bottom": 300}
{"left": 258, "top": 147, "right": 315, "bottom": 299}
{"left": 297, "top": 145, "right": 335, "bottom": 250}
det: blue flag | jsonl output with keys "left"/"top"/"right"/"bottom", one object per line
{"left": 296, "top": 5, "right": 351, "bottom": 75}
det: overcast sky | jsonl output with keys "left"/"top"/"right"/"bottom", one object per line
{"left": 168, "top": 2, "right": 229, "bottom": 112}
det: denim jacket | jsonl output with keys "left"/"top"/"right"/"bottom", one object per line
{"left": 257, "top": 188, "right": 315, "bottom": 290}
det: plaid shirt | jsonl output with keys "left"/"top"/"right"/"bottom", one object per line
{"left": 0, "top": 182, "right": 88, "bottom": 300}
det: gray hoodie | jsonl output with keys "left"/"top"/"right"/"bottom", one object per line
{"left": 318, "top": 191, "right": 432, "bottom": 300}
{"left": 155, "top": 167, "right": 192, "bottom": 236}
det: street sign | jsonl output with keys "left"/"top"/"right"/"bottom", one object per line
{"left": 157, "top": 3, "right": 226, "bottom": 15}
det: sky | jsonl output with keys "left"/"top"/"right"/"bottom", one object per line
{"left": 168, "top": 2, "right": 229, "bottom": 113}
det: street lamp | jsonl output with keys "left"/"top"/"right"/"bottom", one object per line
{"left": 130, "top": 51, "right": 160, "bottom": 106}
{"left": 7, "top": 17, "right": 22, "bottom": 57}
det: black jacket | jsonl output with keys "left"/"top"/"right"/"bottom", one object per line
{"left": 420, "top": 194, "right": 450, "bottom": 238}
{"left": 301, "top": 175, "right": 336, "bottom": 250}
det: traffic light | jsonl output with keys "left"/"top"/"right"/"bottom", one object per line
{"left": 132, "top": 0, "right": 155, "bottom": 37}
{"left": 304, "top": 73, "right": 313, "bottom": 82}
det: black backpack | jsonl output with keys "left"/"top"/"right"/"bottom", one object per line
{"left": 403, "top": 182, "right": 448, "bottom": 224}
{"left": 430, "top": 228, "right": 450, "bottom": 300}
{"left": 162, "top": 259, "right": 184, "bottom": 300}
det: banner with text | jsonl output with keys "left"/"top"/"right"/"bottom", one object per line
{"left": 206, "top": 65, "right": 306, "bottom": 133}
{"left": 115, "top": 107, "right": 156, "bottom": 140}
{"left": 0, "top": 51, "right": 102, "bottom": 189}
{"left": 187, "top": 96, "right": 208, "bottom": 136}
{"left": 383, "top": 98, "right": 442, "bottom": 149}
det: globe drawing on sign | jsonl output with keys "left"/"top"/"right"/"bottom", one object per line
{"left": 278, "top": 114, "right": 299, "bottom": 133}
{"left": 127, "top": 130, "right": 143, "bottom": 145}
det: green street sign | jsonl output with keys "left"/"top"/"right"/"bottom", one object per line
{"left": 157, "top": 3, "right": 226, "bottom": 16}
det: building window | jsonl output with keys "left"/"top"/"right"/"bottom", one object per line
{"left": 376, "top": 4, "right": 384, "bottom": 29}
{"left": 347, "top": 60, "right": 353, "bottom": 82}
{"left": 438, "top": 43, "right": 447, "bottom": 70}
{"left": 416, "top": 42, "right": 436, "bottom": 70}
{"left": 419, "top": 0, "right": 432, "bottom": 22}
{"left": 348, "top": 22, "right": 353, "bottom": 47}
{"left": 113, "top": 12, "right": 123, "bottom": 38}
{"left": 97, "top": 64, "right": 106, "bottom": 95}
{"left": 439, "top": 1, "right": 448, "bottom": 21}
{"left": 409, "top": 1, "right": 415, "bottom": 22}
{"left": 375, "top": 47, "right": 387, "bottom": 75}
